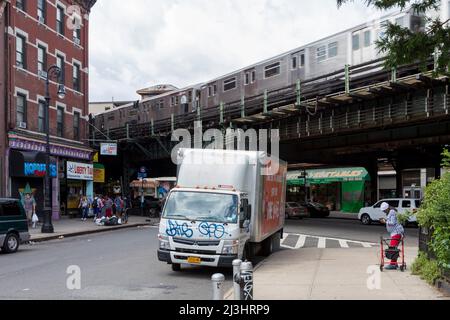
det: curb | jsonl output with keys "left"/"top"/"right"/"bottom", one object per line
{"left": 28, "top": 222, "right": 157, "bottom": 243}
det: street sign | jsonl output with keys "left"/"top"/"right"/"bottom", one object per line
{"left": 138, "top": 166, "right": 148, "bottom": 179}
{"left": 100, "top": 143, "right": 118, "bottom": 156}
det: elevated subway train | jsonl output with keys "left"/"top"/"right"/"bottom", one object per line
{"left": 93, "top": 8, "right": 427, "bottom": 132}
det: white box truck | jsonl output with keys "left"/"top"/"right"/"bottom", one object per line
{"left": 157, "top": 148, "right": 287, "bottom": 271}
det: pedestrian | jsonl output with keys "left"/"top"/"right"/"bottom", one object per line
{"left": 22, "top": 193, "right": 36, "bottom": 226}
{"left": 79, "top": 195, "right": 89, "bottom": 221}
{"left": 114, "top": 195, "right": 123, "bottom": 219}
{"left": 379, "top": 202, "right": 405, "bottom": 270}
{"left": 104, "top": 195, "right": 113, "bottom": 218}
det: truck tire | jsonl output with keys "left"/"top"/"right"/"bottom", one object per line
{"left": 262, "top": 235, "right": 273, "bottom": 257}
{"left": 171, "top": 263, "right": 181, "bottom": 272}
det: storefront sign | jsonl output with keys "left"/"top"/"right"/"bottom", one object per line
{"left": 67, "top": 162, "right": 93, "bottom": 181}
{"left": 10, "top": 150, "right": 57, "bottom": 178}
{"left": 94, "top": 164, "right": 105, "bottom": 183}
{"left": 9, "top": 134, "right": 92, "bottom": 160}
{"left": 100, "top": 143, "right": 118, "bottom": 156}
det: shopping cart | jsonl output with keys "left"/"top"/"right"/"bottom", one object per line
{"left": 380, "top": 236, "right": 406, "bottom": 272}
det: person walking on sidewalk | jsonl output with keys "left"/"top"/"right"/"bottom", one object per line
{"left": 379, "top": 202, "right": 404, "bottom": 270}
{"left": 79, "top": 196, "right": 90, "bottom": 221}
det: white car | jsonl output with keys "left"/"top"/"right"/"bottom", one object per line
{"left": 358, "top": 198, "right": 421, "bottom": 226}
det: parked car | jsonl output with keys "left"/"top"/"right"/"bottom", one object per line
{"left": 301, "top": 201, "right": 330, "bottom": 218}
{"left": 0, "top": 199, "right": 30, "bottom": 254}
{"left": 285, "top": 202, "right": 309, "bottom": 219}
{"left": 358, "top": 198, "right": 421, "bottom": 226}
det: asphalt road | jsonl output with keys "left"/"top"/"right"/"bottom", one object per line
{"left": 0, "top": 226, "right": 234, "bottom": 300}
{"left": 284, "top": 216, "right": 419, "bottom": 247}
{"left": 0, "top": 217, "right": 419, "bottom": 300}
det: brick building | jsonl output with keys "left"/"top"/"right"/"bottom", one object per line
{"left": 0, "top": 0, "right": 96, "bottom": 218}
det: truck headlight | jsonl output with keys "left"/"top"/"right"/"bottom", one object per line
{"left": 222, "top": 240, "right": 239, "bottom": 255}
{"left": 158, "top": 234, "right": 170, "bottom": 250}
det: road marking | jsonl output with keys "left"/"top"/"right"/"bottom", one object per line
{"left": 280, "top": 233, "right": 376, "bottom": 250}
{"left": 317, "top": 237, "right": 326, "bottom": 249}
{"left": 339, "top": 240, "right": 349, "bottom": 248}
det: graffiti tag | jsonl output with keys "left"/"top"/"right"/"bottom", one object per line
{"left": 199, "top": 222, "right": 230, "bottom": 239}
{"left": 166, "top": 220, "right": 193, "bottom": 238}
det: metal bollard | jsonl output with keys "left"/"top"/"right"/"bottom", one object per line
{"left": 211, "top": 273, "right": 225, "bottom": 300}
{"left": 240, "top": 261, "right": 254, "bottom": 301}
{"left": 232, "top": 259, "right": 242, "bottom": 300}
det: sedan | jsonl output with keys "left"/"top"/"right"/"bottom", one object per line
{"left": 285, "top": 202, "right": 309, "bottom": 219}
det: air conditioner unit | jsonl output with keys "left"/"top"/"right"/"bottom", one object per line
{"left": 38, "top": 16, "right": 45, "bottom": 24}
{"left": 74, "top": 37, "right": 81, "bottom": 45}
{"left": 38, "top": 70, "right": 48, "bottom": 79}
{"left": 18, "top": 122, "right": 27, "bottom": 129}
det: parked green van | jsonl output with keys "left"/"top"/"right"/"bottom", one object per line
{"left": 0, "top": 198, "right": 30, "bottom": 253}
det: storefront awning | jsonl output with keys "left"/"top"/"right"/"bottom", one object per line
{"left": 287, "top": 167, "right": 370, "bottom": 186}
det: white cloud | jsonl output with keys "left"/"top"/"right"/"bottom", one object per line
{"left": 89, "top": 0, "right": 397, "bottom": 101}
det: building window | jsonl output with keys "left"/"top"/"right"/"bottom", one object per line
{"left": 245, "top": 72, "right": 250, "bottom": 85}
{"left": 37, "top": 0, "right": 46, "bottom": 24}
{"left": 328, "top": 42, "right": 338, "bottom": 58}
{"left": 73, "top": 112, "right": 80, "bottom": 140}
{"left": 16, "top": 35, "right": 26, "bottom": 69}
{"left": 57, "top": 107, "right": 64, "bottom": 137}
{"left": 16, "top": 94, "right": 27, "bottom": 126}
{"left": 38, "top": 100, "right": 46, "bottom": 133}
{"left": 56, "top": 55, "right": 65, "bottom": 84}
{"left": 73, "top": 63, "right": 81, "bottom": 92}
{"left": 291, "top": 56, "right": 297, "bottom": 69}
{"left": 264, "top": 62, "right": 280, "bottom": 78}
{"left": 17, "top": 0, "right": 26, "bottom": 11}
{"left": 316, "top": 45, "right": 327, "bottom": 62}
{"left": 251, "top": 70, "right": 256, "bottom": 83}
{"left": 57, "top": 6, "right": 65, "bottom": 35}
{"left": 300, "top": 53, "right": 305, "bottom": 67}
{"left": 73, "top": 25, "right": 81, "bottom": 43}
{"left": 352, "top": 34, "right": 360, "bottom": 51}
{"left": 364, "top": 30, "right": 371, "bottom": 47}
{"left": 223, "top": 77, "right": 237, "bottom": 92}
{"left": 37, "top": 45, "right": 47, "bottom": 75}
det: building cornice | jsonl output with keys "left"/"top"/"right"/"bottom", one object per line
{"left": 74, "top": 0, "right": 97, "bottom": 12}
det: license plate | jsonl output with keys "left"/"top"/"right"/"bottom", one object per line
{"left": 187, "top": 257, "right": 201, "bottom": 264}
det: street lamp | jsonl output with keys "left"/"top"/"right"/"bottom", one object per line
{"left": 42, "top": 65, "right": 65, "bottom": 233}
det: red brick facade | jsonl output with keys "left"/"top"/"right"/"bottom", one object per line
{"left": 1, "top": 0, "right": 96, "bottom": 198}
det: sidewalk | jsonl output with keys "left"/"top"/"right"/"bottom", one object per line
{"left": 28, "top": 216, "right": 159, "bottom": 242}
{"left": 227, "top": 246, "right": 449, "bottom": 300}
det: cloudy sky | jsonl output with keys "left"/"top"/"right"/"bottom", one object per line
{"left": 89, "top": 0, "right": 396, "bottom": 102}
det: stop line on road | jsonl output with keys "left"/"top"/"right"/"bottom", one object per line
{"left": 281, "top": 233, "right": 377, "bottom": 250}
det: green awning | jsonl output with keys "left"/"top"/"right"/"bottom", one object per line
{"left": 287, "top": 167, "right": 370, "bottom": 186}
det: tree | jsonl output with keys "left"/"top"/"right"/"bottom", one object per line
{"left": 337, "top": 0, "right": 450, "bottom": 75}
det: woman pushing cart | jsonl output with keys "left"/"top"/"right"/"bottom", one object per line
{"left": 379, "top": 202, "right": 406, "bottom": 271}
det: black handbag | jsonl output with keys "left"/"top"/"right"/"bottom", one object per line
{"left": 385, "top": 247, "right": 400, "bottom": 260}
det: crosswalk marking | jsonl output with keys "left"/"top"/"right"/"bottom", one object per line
{"left": 281, "top": 233, "right": 376, "bottom": 250}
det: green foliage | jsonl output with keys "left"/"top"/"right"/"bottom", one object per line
{"left": 397, "top": 209, "right": 414, "bottom": 225}
{"left": 442, "top": 149, "right": 450, "bottom": 168}
{"left": 411, "top": 252, "right": 442, "bottom": 285}
{"left": 337, "top": 0, "right": 450, "bottom": 76}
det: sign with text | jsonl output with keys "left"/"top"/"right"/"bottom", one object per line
{"left": 67, "top": 162, "right": 94, "bottom": 181}
{"left": 100, "top": 143, "right": 118, "bottom": 156}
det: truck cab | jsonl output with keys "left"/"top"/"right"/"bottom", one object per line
{"left": 157, "top": 187, "right": 252, "bottom": 271}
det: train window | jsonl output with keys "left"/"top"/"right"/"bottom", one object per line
{"left": 291, "top": 56, "right": 297, "bottom": 69}
{"left": 300, "top": 53, "right": 305, "bottom": 67}
{"left": 213, "top": 84, "right": 217, "bottom": 95}
{"left": 208, "top": 86, "right": 212, "bottom": 97}
{"left": 328, "top": 42, "right": 338, "bottom": 58}
{"left": 223, "top": 78, "right": 237, "bottom": 91}
{"left": 395, "top": 16, "right": 404, "bottom": 27}
{"left": 352, "top": 34, "right": 360, "bottom": 51}
{"left": 158, "top": 100, "right": 164, "bottom": 109}
{"left": 264, "top": 62, "right": 280, "bottom": 78}
{"left": 316, "top": 46, "right": 326, "bottom": 62}
{"left": 364, "top": 30, "right": 371, "bottom": 47}
{"left": 251, "top": 71, "right": 256, "bottom": 83}
{"left": 245, "top": 72, "right": 250, "bottom": 85}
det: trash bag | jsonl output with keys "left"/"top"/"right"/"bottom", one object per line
{"left": 32, "top": 213, "right": 39, "bottom": 223}
{"left": 104, "top": 216, "right": 118, "bottom": 226}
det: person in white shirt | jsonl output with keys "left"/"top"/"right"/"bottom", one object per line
{"left": 379, "top": 202, "right": 405, "bottom": 270}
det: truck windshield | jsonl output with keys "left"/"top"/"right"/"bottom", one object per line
{"left": 162, "top": 191, "right": 239, "bottom": 224}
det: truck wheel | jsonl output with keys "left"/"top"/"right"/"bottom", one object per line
{"left": 2, "top": 233, "right": 20, "bottom": 254}
{"left": 262, "top": 236, "right": 273, "bottom": 257}
{"left": 171, "top": 263, "right": 181, "bottom": 272}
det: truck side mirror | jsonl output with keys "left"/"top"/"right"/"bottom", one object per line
{"left": 246, "top": 205, "right": 251, "bottom": 220}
